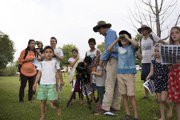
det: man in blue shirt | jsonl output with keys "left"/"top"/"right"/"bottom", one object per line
{"left": 93, "top": 21, "right": 121, "bottom": 114}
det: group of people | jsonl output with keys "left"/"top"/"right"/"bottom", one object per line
{"left": 18, "top": 20, "right": 180, "bottom": 120}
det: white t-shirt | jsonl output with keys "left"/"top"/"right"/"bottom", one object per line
{"left": 86, "top": 49, "right": 100, "bottom": 61}
{"left": 140, "top": 34, "right": 160, "bottom": 63}
{"left": 53, "top": 48, "right": 64, "bottom": 64}
{"left": 95, "top": 66, "right": 106, "bottom": 87}
{"left": 37, "top": 60, "right": 60, "bottom": 85}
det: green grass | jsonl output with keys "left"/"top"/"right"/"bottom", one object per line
{"left": 0, "top": 72, "right": 177, "bottom": 120}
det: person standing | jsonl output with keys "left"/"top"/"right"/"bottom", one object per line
{"left": 18, "top": 39, "right": 37, "bottom": 102}
{"left": 85, "top": 38, "right": 101, "bottom": 103}
{"left": 168, "top": 26, "right": 180, "bottom": 120}
{"left": 107, "top": 30, "right": 139, "bottom": 120}
{"left": 137, "top": 25, "right": 160, "bottom": 99}
{"left": 93, "top": 21, "right": 121, "bottom": 113}
{"left": 33, "top": 46, "right": 61, "bottom": 120}
{"left": 50, "top": 37, "right": 64, "bottom": 88}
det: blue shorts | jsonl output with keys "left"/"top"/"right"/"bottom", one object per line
{"left": 141, "top": 63, "right": 154, "bottom": 81}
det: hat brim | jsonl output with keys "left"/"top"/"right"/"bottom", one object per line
{"left": 93, "top": 23, "right": 111, "bottom": 32}
{"left": 138, "top": 26, "right": 152, "bottom": 33}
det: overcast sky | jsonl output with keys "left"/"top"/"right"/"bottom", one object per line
{"left": 0, "top": 0, "right": 179, "bottom": 61}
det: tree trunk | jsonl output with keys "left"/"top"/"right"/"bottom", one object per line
{"left": 155, "top": 0, "right": 161, "bottom": 37}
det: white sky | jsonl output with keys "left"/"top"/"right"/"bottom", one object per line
{"left": 0, "top": 0, "right": 179, "bottom": 61}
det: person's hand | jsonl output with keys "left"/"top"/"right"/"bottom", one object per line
{"left": 91, "top": 71, "right": 94, "bottom": 75}
{"left": 146, "top": 76, "right": 150, "bottom": 81}
{"left": 60, "top": 80, "right": 65, "bottom": 86}
{"left": 33, "top": 83, "right": 37, "bottom": 91}
{"left": 124, "top": 34, "right": 129, "bottom": 40}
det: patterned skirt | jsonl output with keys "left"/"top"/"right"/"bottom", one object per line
{"left": 168, "top": 65, "right": 180, "bottom": 103}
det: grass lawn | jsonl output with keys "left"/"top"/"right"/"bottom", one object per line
{"left": 0, "top": 72, "right": 177, "bottom": 120}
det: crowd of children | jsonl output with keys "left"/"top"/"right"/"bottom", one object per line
{"left": 18, "top": 23, "right": 180, "bottom": 120}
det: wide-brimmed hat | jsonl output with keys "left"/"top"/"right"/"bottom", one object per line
{"left": 93, "top": 21, "right": 112, "bottom": 32}
{"left": 137, "top": 25, "right": 152, "bottom": 33}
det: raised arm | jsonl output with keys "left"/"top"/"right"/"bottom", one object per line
{"left": 107, "top": 38, "right": 120, "bottom": 52}
{"left": 69, "top": 57, "right": 79, "bottom": 67}
{"left": 125, "top": 34, "right": 139, "bottom": 48}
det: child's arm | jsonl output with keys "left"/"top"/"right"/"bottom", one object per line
{"left": 69, "top": 56, "right": 79, "bottom": 67}
{"left": 91, "top": 67, "right": 103, "bottom": 77}
{"left": 107, "top": 38, "right": 120, "bottom": 52}
{"left": 91, "top": 71, "right": 103, "bottom": 77}
{"left": 125, "top": 34, "right": 139, "bottom": 48}
{"left": 146, "top": 63, "right": 154, "bottom": 80}
{"left": 57, "top": 69, "right": 65, "bottom": 85}
{"left": 33, "top": 70, "right": 42, "bottom": 91}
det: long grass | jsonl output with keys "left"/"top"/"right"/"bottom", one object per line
{"left": 0, "top": 72, "right": 177, "bottom": 120}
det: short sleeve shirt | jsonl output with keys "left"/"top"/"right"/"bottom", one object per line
{"left": 37, "top": 60, "right": 60, "bottom": 85}
{"left": 141, "top": 34, "right": 160, "bottom": 63}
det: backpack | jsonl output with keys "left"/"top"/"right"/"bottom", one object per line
{"left": 18, "top": 49, "right": 28, "bottom": 72}
{"left": 136, "top": 34, "right": 156, "bottom": 60}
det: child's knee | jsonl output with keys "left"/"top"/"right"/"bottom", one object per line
{"left": 160, "top": 97, "right": 167, "bottom": 103}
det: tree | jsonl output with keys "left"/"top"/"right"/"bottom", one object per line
{"left": 0, "top": 34, "right": 15, "bottom": 69}
{"left": 130, "top": 0, "right": 180, "bottom": 39}
{"left": 97, "top": 42, "right": 105, "bottom": 54}
{"left": 60, "top": 44, "right": 77, "bottom": 67}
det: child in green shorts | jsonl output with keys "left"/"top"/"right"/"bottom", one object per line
{"left": 33, "top": 46, "right": 63, "bottom": 120}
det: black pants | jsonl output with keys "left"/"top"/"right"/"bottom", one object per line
{"left": 19, "top": 74, "right": 36, "bottom": 102}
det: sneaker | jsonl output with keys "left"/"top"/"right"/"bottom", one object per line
{"left": 104, "top": 111, "right": 117, "bottom": 116}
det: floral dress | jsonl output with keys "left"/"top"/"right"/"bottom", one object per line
{"left": 168, "top": 64, "right": 180, "bottom": 103}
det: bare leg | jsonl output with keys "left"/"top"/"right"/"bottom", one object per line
{"left": 157, "top": 93, "right": 165, "bottom": 120}
{"left": 160, "top": 91, "right": 172, "bottom": 120}
{"left": 122, "top": 95, "right": 131, "bottom": 116}
{"left": 79, "top": 91, "right": 84, "bottom": 105}
{"left": 143, "top": 86, "right": 149, "bottom": 99}
{"left": 130, "top": 96, "right": 138, "bottom": 119}
{"left": 40, "top": 100, "right": 46, "bottom": 120}
{"left": 175, "top": 103, "right": 180, "bottom": 120}
{"left": 51, "top": 100, "right": 61, "bottom": 116}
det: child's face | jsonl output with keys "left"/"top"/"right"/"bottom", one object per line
{"left": 120, "top": 34, "right": 130, "bottom": 46}
{"left": 89, "top": 42, "right": 95, "bottom": 49}
{"left": 171, "top": 28, "right": 180, "bottom": 42}
{"left": 37, "top": 43, "right": 43, "bottom": 49}
{"left": 72, "top": 51, "right": 78, "bottom": 57}
{"left": 44, "top": 48, "right": 54, "bottom": 60}
{"left": 154, "top": 47, "right": 160, "bottom": 58}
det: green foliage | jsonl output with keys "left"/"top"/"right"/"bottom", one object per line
{"left": 60, "top": 44, "right": 77, "bottom": 67}
{"left": 0, "top": 34, "right": 15, "bottom": 68}
{"left": 0, "top": 65, "right": 17, "bottom": 76}
{"left": 97, "top": 42, "right": 105, "bottom": 54}
{"left": 135, "top": 34, "right": 142, "bottom": 42}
